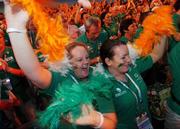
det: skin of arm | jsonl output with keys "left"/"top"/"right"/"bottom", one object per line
{"left": 6, "top": 66, "right": 24, "bottom": 76}
{"left": 4, "top": 1, "right": 51, "bottom": 89}
{"left": 73, "top": 105, "right": 117, "bottom": 129}
{"left": 4, "top": 1, "right": 117, "bottom": 128}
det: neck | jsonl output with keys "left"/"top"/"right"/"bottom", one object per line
{"left": 108, "top": 67, "right": 127, "bottom": 82}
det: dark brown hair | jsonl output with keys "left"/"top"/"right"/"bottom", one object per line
{"left": 100, "top": 39, "right": 126, "bottom": 68}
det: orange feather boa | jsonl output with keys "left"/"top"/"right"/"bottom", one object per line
{"left": 10, "top": 0, "right": 70, "bottom": 62}
{"left": 134, "top": 6, "right": 176, "bottom": 56}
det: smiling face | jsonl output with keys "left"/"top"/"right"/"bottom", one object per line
{"left": 86, "top": 24, "right": 101, "bottom": 41}
{"left": 70, "top": 46, "right": 90, "bottom": 79}
{"left": 106, "top": 44, "right": 132, "bottom": 74}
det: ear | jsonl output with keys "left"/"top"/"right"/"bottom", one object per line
{"left": 105, "top": 57, "right": 112, "bottom": 66}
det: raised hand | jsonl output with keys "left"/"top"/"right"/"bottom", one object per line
{"left": 3, "top": 0, "right": 29, "bottom": 29}
{"left": 78, "top": 0, "right": 91, "bottom": 9}
{"left": 67, "top": 105, "right": 102, "bottom": 127}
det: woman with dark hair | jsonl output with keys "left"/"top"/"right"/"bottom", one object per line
{"left": 119, "top": 18, "right": 138, "bottom": 42}
{"left": 100, "top": 38, "right": 166, "bottom": 129}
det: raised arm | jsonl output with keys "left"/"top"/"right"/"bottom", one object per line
{"left": 150, "top": 36, "right": 167, "bottom": 63}
{"left": 4, "top": 0, "right": 51, "bottom": 89}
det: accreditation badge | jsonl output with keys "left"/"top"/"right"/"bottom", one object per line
{"left": 136, "top": 112, "right": 153, "bottom": 129}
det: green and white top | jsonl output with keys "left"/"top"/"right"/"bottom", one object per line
{"left": 108, "top": 56, "right": 153, "bottom": 129}
{"left": 39, "top": 68, "right": 115, "bottom": 129}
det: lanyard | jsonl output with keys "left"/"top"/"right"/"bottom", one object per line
{"left": 117, "top": 73, "right": 143, "bottom": 104}
{"left": 70, "top": 75, "right": 79, "bottom": 85}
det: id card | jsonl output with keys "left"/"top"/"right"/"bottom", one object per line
{"left": 136, "top": 113, "right": 153, "bottom": 129}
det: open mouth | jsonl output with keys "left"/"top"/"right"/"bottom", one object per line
{"left": 81, "top": 67, "right": 89, "bottom": 75}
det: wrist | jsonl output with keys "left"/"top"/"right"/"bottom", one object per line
{"left": 92, "top": 112, "right": 104, "bottom": 129}
{"left": 7, "top": 28, "right": 27, "bottom": 33}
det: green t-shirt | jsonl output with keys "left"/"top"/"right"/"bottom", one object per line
{"left": 43, "top": 69, "right": 115, "bottom": 129}
{"left": 167, "top": 40, "right": 180, "bottom": 115}
{"left": 109, "top": 56, "right": 153, "bottom": 129}
{"left": 76, "top": 31, "right": 108, "bottom": 59}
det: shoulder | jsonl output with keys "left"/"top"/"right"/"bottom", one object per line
{"left": 76, "top": 33, "right": 87, "bottom": 42}
{"left": 100, "top": 30, "right": 108, "bottom": 37}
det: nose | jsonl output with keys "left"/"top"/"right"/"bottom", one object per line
{"left": 126, "top": 56, "right": 132, "bottom": 64}
{"left": 83, "top": 58, "right": 89, "bottom": 65}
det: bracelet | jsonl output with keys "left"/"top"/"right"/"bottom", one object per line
{"left": 7, "top": 28, "right": 27, "bottom": 33}
{"left": 94, "top": 112, "right": 104, "bottom": 129}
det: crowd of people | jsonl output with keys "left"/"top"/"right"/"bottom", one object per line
{"left": 0, "top": 0, "right": 180, "bottom": 129}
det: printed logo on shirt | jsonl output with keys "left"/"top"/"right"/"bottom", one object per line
{"left": 115, "top": 87, "right": 127, "bottom": 97}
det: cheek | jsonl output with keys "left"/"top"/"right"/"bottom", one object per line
{"left": 72, "top": 63, "right": 79, "bottom": 70}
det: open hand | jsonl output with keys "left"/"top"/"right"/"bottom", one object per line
{"left": 67, "top": 105, "right": 101, "bottom": 127}
{"left": 3, "top": 0, "right": 29, "bottom": 29}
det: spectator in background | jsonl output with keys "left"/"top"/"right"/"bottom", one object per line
{"left": 76, "top": 16, "right": 108, "bottom": 65}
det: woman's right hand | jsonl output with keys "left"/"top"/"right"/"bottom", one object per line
{"left": 66, "top": 105, "right": 102, "bottom": 127}
{"left": 3, "top": 0, "right": 29, "bottom": 29}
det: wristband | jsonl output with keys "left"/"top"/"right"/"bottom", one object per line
{"left": 94, "top": 112, "right": 104, "bottom": 129}
{"left": 7, "top": 28, "right": 27, "bottom": 33}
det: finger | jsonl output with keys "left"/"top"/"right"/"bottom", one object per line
{"left": 81, "top": 104, "right": 94, "bottom": 115}
{"left": 8, "top": 91, "right": 17, "bottom": 100}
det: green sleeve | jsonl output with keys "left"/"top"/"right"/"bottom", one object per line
{"left": 168, "top": 43, "right": 180, "bottom": 101}
{"left": 135, "top": 55, "right": 153, "bottom": 73}
{"left": 42, "top": 71, "right": 63, "bottom": 96}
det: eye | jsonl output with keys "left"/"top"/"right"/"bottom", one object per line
{"left": 77, "top": 58, "right": 83, "bottom": 62}
{"left": 121, "top": 56, "right": 126, "bottom": 60}
{"left": 86, "top": 56, "right": 89, "bottom": 60}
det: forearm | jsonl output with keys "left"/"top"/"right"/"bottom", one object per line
{"left": 150, "top": 36, "right": 167, "bottom": 63}
{"left": 4, "top": 0, "right": 51, "bottom": 88}
{"left": 100, "top": 113, "right": 117, "bottom": 129}
{"left": 6, "top": 67, "right": 24, "bottom": 76}
{"left": 91, "top": 112, "right": 117, "bottom": 129}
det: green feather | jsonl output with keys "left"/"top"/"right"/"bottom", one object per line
{"left": 38, "top": 70, "right": 113, "bottom": 129}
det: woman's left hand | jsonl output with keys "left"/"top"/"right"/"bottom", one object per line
{"left": 67, "top": 105, "right": 101, "bottom": 127}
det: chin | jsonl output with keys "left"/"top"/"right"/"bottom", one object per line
{"left": 122, "top": 67, "right": 129, "bottom": 73}
{"left": 82, "top": 73, "right": 89, "bottom": 78}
